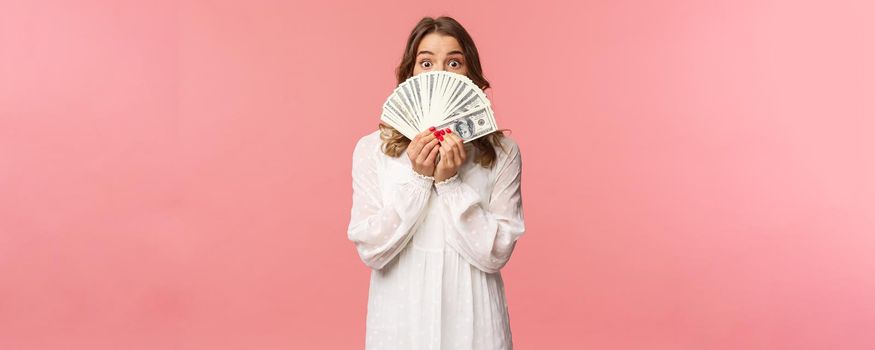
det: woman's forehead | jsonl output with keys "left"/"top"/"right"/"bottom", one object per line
{"left": 416, "top": 34, "right": 463, "bottom": 55}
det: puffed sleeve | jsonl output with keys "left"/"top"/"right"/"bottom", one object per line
{"left": 434, "top": 138, "right": 526, "bottom": 273}
{"left": 347, "top": 135, "right": 434, "bottom": 270}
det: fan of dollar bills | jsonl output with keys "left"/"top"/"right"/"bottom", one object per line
{"left": 380, "top": 71, "right": 498, "bottom": 143}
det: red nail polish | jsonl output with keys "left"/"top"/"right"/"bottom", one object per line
{"left": 439, "top": 129, "right": 446, "bottom": 135}
{"left": 437, "top": 135, "right": 444, "bottom": 141}
{"left": 428, "top": 126, "right": 436, "bottom": 132}
{"left": 446, "top": 128, "right": 452, "bottom": 134}
{"left": 433, "top": 131, "right": 440, "bottom": 137}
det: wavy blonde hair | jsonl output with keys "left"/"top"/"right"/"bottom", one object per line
{"left": 379, "top": 16, "right": 510, "bottom": 168}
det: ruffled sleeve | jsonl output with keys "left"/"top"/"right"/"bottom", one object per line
{"left": 434, "top": 138, "right": 526, "bottom": 273}
{"left": 347, "top": 134, "right": 434, "bottom": 270}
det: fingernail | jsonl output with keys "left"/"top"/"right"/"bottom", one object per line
{"left": 437, "top": 135, "right": 444, "bottom": 141}
{"left": 445, "top": 128, "right": 452, "bottom": 134}
{"left": 433, "top": 131, "right": 440, "bottom": 137}
{"left": 439, "top": 129, "right": 446, "bottom": 135}
{"left": 428, "top": 126, "right": 436, "bottom": 132}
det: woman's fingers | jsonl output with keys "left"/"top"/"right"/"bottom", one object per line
{"left": 433, "top": 132, "right": 466, "bottom": 182}
{"left": 409, "top": 129, "right": 436, "bottom": 157}
{"left": 450, "top": 133, "right": 466, "bottom": 161}
{"left": 448, "top": 137, "right": 463, "bottom": 167}
{"left": 421, "top": 128, "right": 439, "bottom": 147}
{"left": 425, "top": 141, "right": 440, "bottom": 165}
{"left": 408, "top": 130, "right": 429, "bottom": 155}
{"left": 421, "top": 132, "right": 437, "bottom": 149}
{"left": 441, "top": 132, "right": 464, "bottom": 166}
{"left": 442, "top": 140, "right": 455, "bottom": 166}
{"left": 437, "top": 144, "right": 447, "bottom": 166}
{"left": 417, "top": 138, "right": 440, "bottom": 164}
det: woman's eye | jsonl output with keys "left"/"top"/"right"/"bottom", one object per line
{"left": 449, "top": 60, "right": 462, "bottom": 68}
{"left": 420, "top": 60, "right": 432, "bottom": 68}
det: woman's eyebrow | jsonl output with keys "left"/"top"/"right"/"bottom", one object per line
{"left": 416, "top": 50, "right": 464, "bottom": 56}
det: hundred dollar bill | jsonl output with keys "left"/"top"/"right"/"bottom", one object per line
{"left": 434, "top": 106, "right": 497, "bottom": 143}
{"left": 444, "top": 91, "right": 489, "bottom": 122}
{"left": 386, "top": 91, "right": 418, "bottom": 132}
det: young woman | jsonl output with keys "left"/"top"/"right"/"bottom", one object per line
{"left": 347, "top": 16, "right": 526, "bottom": 349}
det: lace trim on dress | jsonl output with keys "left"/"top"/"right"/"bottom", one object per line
{"left": 412, "top": 170, "right": 436, "bottom": 181}
{"left": 435, "top": 173, "right": 459, "bottom": 186}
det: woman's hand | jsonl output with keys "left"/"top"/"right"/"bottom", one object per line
{"left": 407, "top": 128, "right": 441, "bottom": 177}
{"left": 434, "top": 129, "right": 467, "bottom": 182}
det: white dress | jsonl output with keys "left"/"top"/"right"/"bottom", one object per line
{"left": 347, "top": 129, "right": 526, "bottom": 350}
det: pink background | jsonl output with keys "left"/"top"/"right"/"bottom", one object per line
{"left": 2, "top": 0, "right": 874, "bottom": 348}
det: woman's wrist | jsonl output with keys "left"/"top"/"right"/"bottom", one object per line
{"left": 434, "top": 170, "right": 457, "bottom": 183}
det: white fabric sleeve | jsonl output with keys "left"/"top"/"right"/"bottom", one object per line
{"left": 347, "top": 137, "right": 434, "bottom": 270}
{"left": 434, "top": 140, "right": 526, "bottom": 273}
